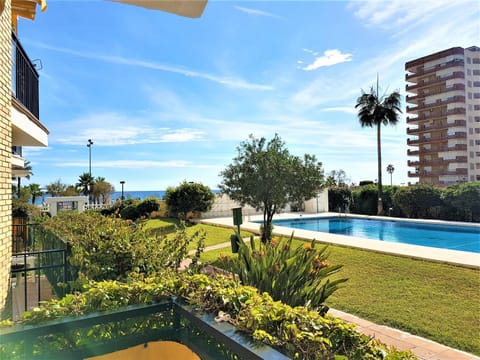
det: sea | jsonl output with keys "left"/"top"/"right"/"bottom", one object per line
{"left": 36, "top": 190, "right": 220, "bottom": 205}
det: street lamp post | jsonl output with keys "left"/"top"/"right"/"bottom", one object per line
{"left": 120, "top": 181, "right": 125, "bottom": 201}
{"left": 87, "top": 139, "right": 93, "bottom": 177}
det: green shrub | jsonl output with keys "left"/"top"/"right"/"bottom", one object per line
{"left": 120, "top": 204, "right": 140, "bottom": 220}
{"left": 136, "top": 197, "right": 160, "bottom": 218}
{"left": 164, "top": 181, "right": 214, "bottom": 219}
{"left": 8, "top": 273, "right": 416, "bottom": 360}
{"left": 38, "top": 212, "right": 205, "bottom": 282}
{"left": 351, "top": 184, "right": 377, "bottom": 215}
{"left": 328, "top": 186, "right": 353, "bottom": 212}
{"left": 220, "top": 234, "right": 346, "bottom": 315}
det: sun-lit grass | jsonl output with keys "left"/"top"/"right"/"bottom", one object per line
{"left": 199, "top": 232, "right": 480, "bottom": 356}
{"left": 144, "top": 218, "right": 254, "bottom": 250}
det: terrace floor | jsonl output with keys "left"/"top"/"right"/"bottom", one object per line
{"left": 199, "top": 213, "right": 480, "bottom": 360}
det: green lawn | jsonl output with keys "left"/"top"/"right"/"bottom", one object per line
{"left": 199, "top": 232, "right": 480, "bottom": 356}
{"left": 144, "top": 218, "right": 253, "bottom": 250}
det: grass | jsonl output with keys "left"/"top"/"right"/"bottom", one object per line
{"left": 198, "top": 231, "right": 480, "bottom": 356}
{"left": 144, "top": 218, "right": 254, "bottom": 250}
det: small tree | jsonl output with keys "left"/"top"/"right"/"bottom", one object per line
{"left": 92, "top": 179, "right": 115, "bottom": 204}
{"left": 164, "top": 181, "right": 214, "bottom": 219}
{"left": 219, "top": 134, "right": 324, "bottom": 242}
{"left": 45, "top": 179, "right": 68, "bottom": 197}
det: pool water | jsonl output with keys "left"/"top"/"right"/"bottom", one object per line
{"left": 272, "top": 217, "right": 480, "bottom": 253}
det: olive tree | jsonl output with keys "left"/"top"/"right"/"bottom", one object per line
{"left": 219, "top": 134, "right": 324, "bottom": 242}
{"left": 164, "top": 181, "right": 214, "bottom": 219}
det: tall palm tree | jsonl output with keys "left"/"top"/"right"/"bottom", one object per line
{"left": 386, "top": 164, "right": 395, "bottom": 186}
{"left": 356, "top": 80, "right": 401, "bottom": 215}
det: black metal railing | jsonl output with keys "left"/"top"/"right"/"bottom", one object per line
{"left": 11, "top": 31, "right": 39, "bottom": 119}
{"left": 9, "top": 222, "right": 76, "bottom": 320}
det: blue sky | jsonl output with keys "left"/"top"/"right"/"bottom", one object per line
{"left": 19, "top": 0, "right": 479, "bottom": 191}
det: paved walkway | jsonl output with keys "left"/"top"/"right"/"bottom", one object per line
{"left": 192, "top": 216, "right": 480, "bottom": 360}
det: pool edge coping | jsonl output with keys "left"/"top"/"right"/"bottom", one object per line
{"left": 200, "top": 213, "right": 480, "bottom": 269}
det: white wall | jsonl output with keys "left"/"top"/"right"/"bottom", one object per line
{"left": 201, "top": 189, "right": 329, "bottom": 218}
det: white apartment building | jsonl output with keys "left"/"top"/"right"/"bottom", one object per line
{"left": 406, "top": 46, "right": 480, "bottom": 186}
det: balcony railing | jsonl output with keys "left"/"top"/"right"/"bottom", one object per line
{"left": 405, "top": 59, "right": 464, "bottom": 82}
{"left": 407, "top": 144, "right": 468, "bottom": 156}
{"left": 406, "top": 96, "right": 466, "bottom": 113}
{"left": 12, "top": 31, "right": 39, "bottom": 119}
{"left": 406, "top": 84, "right": 465, "bottom": 103}
{"left": 408, "top": 168, "right": 468, "bottom": 177}
{"left": 406, "top": 120, "right": 466, "bottom": 135}
{"left": 406, "top": 107, "right": 466, "bottom": 123}
{"left": 406, "top": 72, "right": 465, "bottom": 92}
{"left": 407, "top": 132, "right": 467, "bottom": 146}
{"left": 407, "top": 156, "right": 468, "bottom": 167}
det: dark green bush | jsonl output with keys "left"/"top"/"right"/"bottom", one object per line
{"left": 120, "top": 204, "right": 140, "bottom": 220}
{"left": 351, "top": 184, "right": 377, "bottom": 215}
{"left": 328, "top": 186, "right": 353, "bottom": 212}
{"left": 136, "top": 197, "right": 160, "bottom": 218}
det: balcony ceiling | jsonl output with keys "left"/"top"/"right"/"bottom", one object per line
{"left": 11, "top": 103, "right": 48, "bottom": 147}
{"left": 110, "top": 0, "right": 207, "bottom": 18}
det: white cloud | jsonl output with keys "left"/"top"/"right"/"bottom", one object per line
{"left": 30, "top": 42, "right": 273, "bottom": 91}
{"left": 233, "top": 6, "right": 284, "bottom": 19}
{"left": 302, "top": 49, "right": 353, "bottom": 71}
{"left": 320, "top": 107, "right": 358, "bottom": 115}
{"left": 50, "top": 111, "right": 207, "bottom": 146}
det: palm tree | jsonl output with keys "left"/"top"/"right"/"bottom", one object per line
{"left": 356, "top": 80, "right": 401, "bottom": 215}
{"left": 16, "top": 161, "right": 33, "bottom": 196}
{"left": 27, "top": 183, "right": 43, "bottom": 205}
{"left": 76, "top": 172, "right": 94, "bottom": 197}
{"left": 386, "top": 164, "right": 395, "bottom": 186}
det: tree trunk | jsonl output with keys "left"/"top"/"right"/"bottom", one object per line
{"left": 377, "top": 122, "right": 383, "bottom": 215}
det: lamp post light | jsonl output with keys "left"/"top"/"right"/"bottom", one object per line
{"left": 87, "top": 139, "right": 93, "bottom": 177}
{"left": 120, "top": 181, "right": 125, "bottom": 201}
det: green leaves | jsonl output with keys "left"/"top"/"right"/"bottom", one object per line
{"left": 223, "top": 233, "right": 347, "bottom": 314}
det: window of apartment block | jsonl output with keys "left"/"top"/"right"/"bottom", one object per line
{"left": 468, "top": 92, "right": 473, "bottom": 99}
{"left": 474, "top": 70, "right": 480, "bottom": 75}
{"left": 476, "top": 128, "right": 480, "bottom": 133}
{"left": 469, "top": 128, "right": 474, "bottom": 134}
{"left": 467, "top": 69, "right": 472, "bottom": 75}
{"left": 476, "top": 140, "right": 480, "bottom": 146}
{"left": 474, "top": 105, "right": 480, "bottom": 110}
{"left": 474, "top": 93, "right": 480, "bottom": 99}
{"left": 474, "top": 81, "right": 480, "bottom": 87}
{"left": 470, "top": 151, "right": 474, "bottom": 158}
{"left": 467, "top": 57, "right": 472, "bottom": 64}
{"left": 476, "top": 151, "right": 480, "bottom": 157}
{"left": 475, "top": 116, "right": 480, "bottom": 122}
{"left": 477, "top": 175, "right": 480, "bottom": 181}
{"left": 468, "top": 80, "right": 472, "bottom": 87}
{"left": 471, "top": 163, "right": 475, "bottom": 169}
{"left": 473, "top": 58, "right": 480, "bottom": 64}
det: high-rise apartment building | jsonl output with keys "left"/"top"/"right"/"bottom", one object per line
{"left": 406, "top": 46, "right": 480, "bottom": 186}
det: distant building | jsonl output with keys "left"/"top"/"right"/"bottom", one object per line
{"left": 406, "top": 46, "right": 480, "bottom": 186}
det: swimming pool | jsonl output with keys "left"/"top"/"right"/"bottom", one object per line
{"left": 271, "top": 217, "right": 480, "bottom": 253}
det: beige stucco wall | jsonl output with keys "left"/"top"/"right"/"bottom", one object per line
{"left": 0, "top": 0, "right": 12, "bottom": 313}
